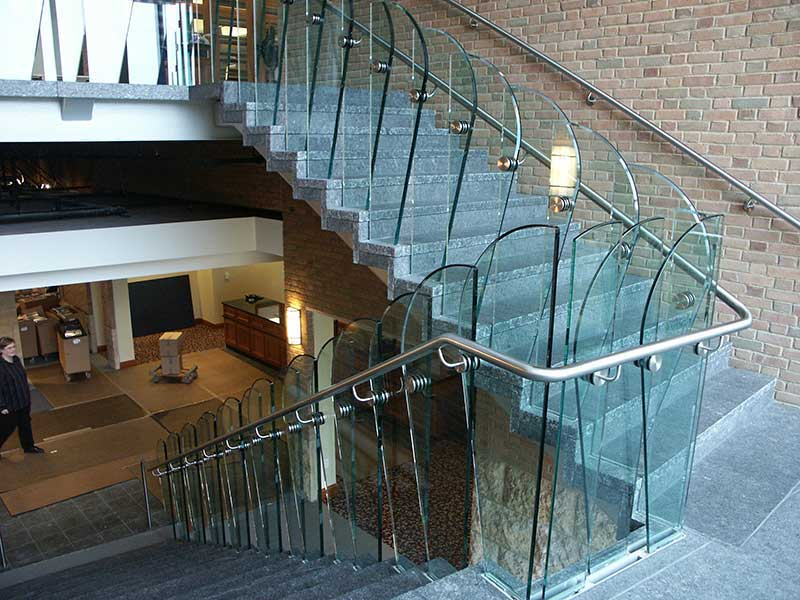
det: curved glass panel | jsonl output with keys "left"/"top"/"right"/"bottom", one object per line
{"left": 195, "top": 411, "right": 225, "bottom": 546}
{"left": 638, "top": 215, "right": 723, "bottom": 552}
{"left": 164, "top": 432, "right": 188, "bottom": 541}
{"left": 156, "top": 439, "right": 177, "bottom": 540}
{"left": 179, "top": 423, "right": 205, "bottom": 544}
{"left": 386, "top": 28, "right": 477, "bottom": 276}
{"left": 440, "top": 55, "right": 519, "bottom": 276}
{"left": 242, "top": 378, "right": 280, "bottom": 553}
{"left": 399, "top": 265, "right": 477, "bottom": 572}
{"left": 511, "top": 86, "right": 579, "bottom": 257}
{"left": 572, "top": 124, "right": 639, "bottom": 230}
{"left": 216, "top": 397, "right": 248, "bottom": 548}
{"left": 629, "top": 164, "right": 701, "bottom": 245}
{"left": 283, "top": 354, "right": 319, "bottom": 558}
{"left": 327, "top": 319, "right": 395, "bottom": 565}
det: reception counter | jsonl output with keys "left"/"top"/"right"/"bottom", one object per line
{"left": 223, "top": 299, "right": 287, "bottom": 369}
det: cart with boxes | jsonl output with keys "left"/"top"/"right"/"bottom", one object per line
{"left": 150, "top": 331, "right": 197, "bottom": 384}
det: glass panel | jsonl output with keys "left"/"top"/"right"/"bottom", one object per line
{"left": 359, "top": 3, "right": 429, "bottom": 244}
{"left": 216, "top": 397, "right": 249, "bottom": 548}
{"left": 164, "top": 432, "right": 188, "bottom": 541}
{"left": 511, "top": 86, "right": 579, "bottom": 258}
{"left": 629, "top": 164, "right": 701, "bottom": 245}
{"left": 328, "top": 319, "right": 394, "bottom": 566}
{"left": 251, "top": 0, "right": 282, "bottom": 126}
{"left": 458, "top": 228, "right": 559, "bottom": 596}
{"left": 196, "top": 411, "right": 225, "bottom": 545}
{"left": 638, "top": 215, "right": 723, "bottom": 552}
{"left": 283, "top": 354, "right": 321, "bottom": 558}
{"left": 571, "top": 125, "right": 639, "bottom": 231}
{"left": 400, "top": 265, "right": 477, "bottom": 575}
{"left": 180, "top": 423, "right": 206, "bottom": 543}
{"left": 157, "top": 439, "right": 178, "bottom": 540}
{"left": 242, "top": 379, "right": 279, "bottom": 553}
{"left": 391, "top": 28, "right": 476, "bottom": 277}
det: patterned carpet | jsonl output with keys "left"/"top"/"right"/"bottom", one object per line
{"left": 132, "top": 323, "right": 225, "bottom": 364}
{"left": 327, "top": 439, "right": 472, "bottom": 569}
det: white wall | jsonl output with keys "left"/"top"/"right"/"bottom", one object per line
{"left": 0, "top": 217, "right": 283, "bottom": 292}
{"left": 0, "top": 99, "right": 237, "bottom": 143}
{"left": 111, "top": 278, "right": 135, "bottom": 365}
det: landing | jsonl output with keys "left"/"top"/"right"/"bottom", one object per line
{"left": 577, "top": 399, "right": 800, "bottom": 600}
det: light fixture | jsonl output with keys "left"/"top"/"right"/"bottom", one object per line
{"left": 286, "top": 307, "right": 302, "bottom": 345}
{"left": 549, "top": 144, "right": 578, "bottom": 213}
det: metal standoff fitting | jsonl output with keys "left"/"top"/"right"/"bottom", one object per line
{"left": 634, "top": 354, "right": 662, "bottom": 373}
{"left": 549, "top": 195, "right": 575, "bottom": 213}
{"left": 338, "top": 35, "right": 361, "bottom": 48}
{"left": 617, "top": 240, "right": 633, "bottom": 260}
{"left": 404, "top": 370, "right": 431, "bottom": 394}
{"left": 673, "top": 290, "right": 696, "bottom": 310}
{"left": 408, "top": 87, "right": 436, "bottom": 103}
{"left": 583, "top": 365, "right": 622, "bottom": 386}
{"left": 743, "top": 198, "right": 757, "bottom": 213}
{"left": 449, "top": 120, "right": 471, "bottom": 135}
{"left": 586, "top": 92, "right": 598, "bottom": 106}
{"left": 496, "top": 155, "right": 518, "bottom": 172}
{"left": 287, "top": 422, "right": 304, "bottom": 434}
{"left": 371, "top": 60, "right": 390, "bottom": 74}
{"left": 695, "top": 335, "right": 724, "bottom": 357}
{"left": 469, "top": 18, "right": 479, "bottom": 29}
{"left": 307, "top": 13, "right": 323, "bottom": 25}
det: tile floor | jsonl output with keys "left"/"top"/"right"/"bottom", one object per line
{"left": 0, "top": 479, "right": 169, "bottom": 568}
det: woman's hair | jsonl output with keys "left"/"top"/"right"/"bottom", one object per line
{"left": 0, "top": 337, "right": 15, "bottom": 351}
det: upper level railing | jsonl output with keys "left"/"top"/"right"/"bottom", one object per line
{"left": 434, "top": 0, "right": 800, "bottom": 232}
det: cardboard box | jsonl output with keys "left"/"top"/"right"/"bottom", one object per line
{"left": 35, "top": 317, "right": 59, "bottom": 355}
{"left": 159, "top": 332, "right": 184, "bottom": 357}
{"left": 17, "top": 320, "right": 39, "bottom": 358}
{"left": 58, "top": 334, "right": 91, "bottom": 376}
{"left": 161, "top": 355, "right": 183, "bottom": 376}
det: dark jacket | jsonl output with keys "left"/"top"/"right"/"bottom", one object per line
{"left": 0, "top": 356, "right": 31, "bottom": 412}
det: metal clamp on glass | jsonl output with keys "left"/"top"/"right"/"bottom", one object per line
{"left": 307, "top": 13, "right": 323, "bottom": 25}
{"left": 225, "top": 439, "right": 249, "bottom": 452}
{"left": 371, "top": 60, "right": 390, "bottom": 73}
{"left": 695, "top": 335, "right": 724, "bottom": 357}
{"left": 254, "top": 424, "right": 282, "bottom": 440}
{"left": 583, "top": 365, "right": 622, "bottom": 386}
{"left": 634, "top": 354, "right": 662, "bottom": 373}
{"left": 338, "top": 35, "right": 361, "bottom": 48}
{"left": 352, "top": 378, "right": 404, "bottom": 406}
{"left": 438, "top": 346, "right": 480, "bottom": 373}
{"left": 296, "top": 406, "right": 326, "bottom": 426}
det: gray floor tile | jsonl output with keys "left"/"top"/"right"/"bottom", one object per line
{"left": 684, "top": 402, "right": 800, "bottom": 546}
{"left": 6, "top": 541, "right": 44, "bottom": 567}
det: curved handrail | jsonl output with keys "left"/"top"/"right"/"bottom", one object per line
{"left": 152, "top": 277, "right": 749, "bottom": 474}
{"left": 435, "top": 0, "right": 800, "bottom": 231}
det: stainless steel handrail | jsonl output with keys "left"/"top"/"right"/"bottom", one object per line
{"left": 436, "top": 0, "right": 800, "bottom": 231}
{"left": 153, "top": 284, "right": 749, "bottom": 473}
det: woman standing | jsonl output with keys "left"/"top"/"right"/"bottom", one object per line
{"left": 0, "top": 337, "right": 44, "bottom": 455}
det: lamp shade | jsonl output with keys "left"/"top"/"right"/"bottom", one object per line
{"left": 286, "top": 306, "right": 302, "bottom": 345}
{"left": 549, "top": 144, "right": 578, "bottom": 201}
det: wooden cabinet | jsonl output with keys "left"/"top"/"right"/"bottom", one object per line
{"left": 223, "top": 301, "right": 287, "bottom": 369}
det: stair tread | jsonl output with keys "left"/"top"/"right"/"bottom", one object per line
{"left": 279, "top": 561, "right": 397, "bottom": 600}
{"left": 332, "top": 568, "right": 430, "bottom": 600}
{"left": 393, "top": 567, "right": 507, "bottom": 600}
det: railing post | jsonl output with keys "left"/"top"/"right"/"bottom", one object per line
{"left": 0, "top": 524, "right": 7, "bottom": 569}
{"left": 140, "top": 459, "right": 153, "bottom": 530}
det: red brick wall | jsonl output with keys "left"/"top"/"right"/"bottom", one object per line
{"left": 405, "top": 0, "right": 800, "bottom": 404}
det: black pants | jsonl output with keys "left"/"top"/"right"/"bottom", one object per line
{"left": 0, "top": 407, "right": 35, "bottom": 452}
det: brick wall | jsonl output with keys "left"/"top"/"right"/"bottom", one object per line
{"left": 402, "top": 0, "right": 800, "bottom": 404}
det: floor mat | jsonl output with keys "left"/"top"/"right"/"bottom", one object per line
{"left": 1, "top": 457, "right": 145, "bottom": 515}
{"left": 133, "top": 322, "right": 225, "bottom": 364}
{"left": 26, "top": 364, "right": 123, "bottom": 408}
{"left": 0, "top": 417, "right": 166, "bottom": 493}
{"left": 152, "top": 398, "right": 223, "bottom": 433}
{"left": 1, "top": 394, "right": 146, "bottom": 452}
{"left": 29, "top": 386, "right": 53, "bottom": 414}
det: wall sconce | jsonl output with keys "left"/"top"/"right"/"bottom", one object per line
{"left": 549, "top": 144, "right": 578, "bottom": 213}
{"left": 286, "top": 306, "right": 302, "bottom": 345}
